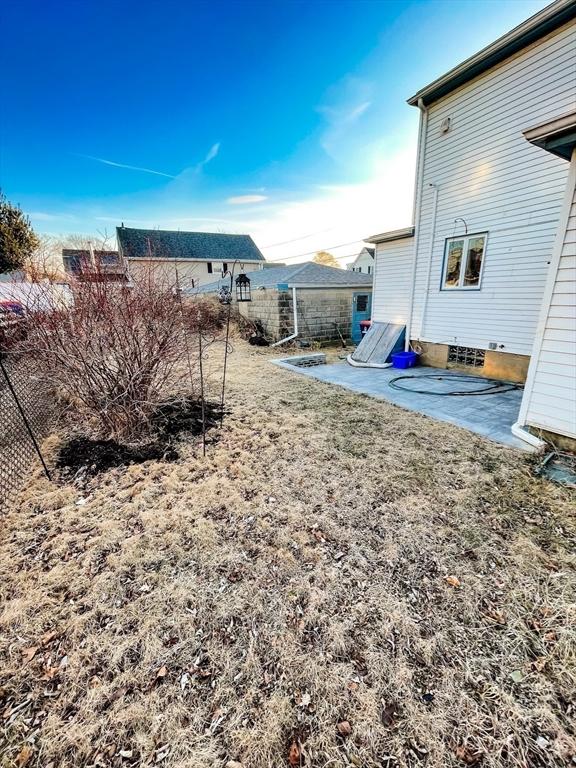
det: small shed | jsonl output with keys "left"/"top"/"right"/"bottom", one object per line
{"left": 193, "top": 262, "right": 373, "bottom": 344}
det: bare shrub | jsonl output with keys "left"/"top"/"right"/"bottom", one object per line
{"left": 20, "top": 272, "right": 200, "bottom": 440}
{"left": 184, "top": 295, "right": 228, "bottom": 332}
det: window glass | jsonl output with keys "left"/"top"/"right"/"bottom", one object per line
{"left": 464, "top": 237, "right": 485, "bottom": 286}
{"left": 207, "top": 262, "right": 213, "bottom": 274}
{"left": 444, "top": 239, "right": 464, "bottom": 287}
{"left": 356, "top": 294, "right": 368, "bottom": 312}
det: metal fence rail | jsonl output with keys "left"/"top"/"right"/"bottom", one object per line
{"left": 0, "top": 355, "right": 53, "bottom": 510}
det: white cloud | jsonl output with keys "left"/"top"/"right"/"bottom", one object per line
{"left": 244, "top": 145, "right": 417, "bottom": 264}
{"left": 226, "top": 194, "right": 268, "bottom": 205}
{"left": 195, "top": 142, "right": 221, "bottom": 172}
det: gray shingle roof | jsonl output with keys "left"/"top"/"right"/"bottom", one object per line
{"left": 116, "top": 227, "right": 265, "bottom": 262}
{"left": 191, "top": 262, "right": 373, "bottom": 295}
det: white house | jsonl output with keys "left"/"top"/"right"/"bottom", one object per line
{"left": 116, "top": 226, "right": 266, "bottom": 288}
{"left": 367, "top": 0, "right": 576, "bottom": 448}
{"left": 347, "top": 246, "right": 375, "bottom": 274}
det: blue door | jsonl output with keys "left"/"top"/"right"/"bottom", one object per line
{"left": 352, "top": 292, "right": 372, "bottom": 342}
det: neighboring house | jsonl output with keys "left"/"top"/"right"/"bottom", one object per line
{"left": 62, "top": 249, "right": 128, "bottom": 283}
{"left": 347, "top": 246, "right": 375, "bottom": 274}
{"left": 193, "top": 262, "right": 373, "bottom": 343}
{"left": 116, "top": 226, "right": 265, "bottom": 288}
{"left": 367, "top": 0, "right": 576, "bottom": 447}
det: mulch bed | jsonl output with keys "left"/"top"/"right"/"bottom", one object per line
{"left": 56, "top": 397, "right": 224, "bottom": 478}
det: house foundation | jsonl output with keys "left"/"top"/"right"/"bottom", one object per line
{"left": 413, "top": 341, "right": 530, "bottom": 383}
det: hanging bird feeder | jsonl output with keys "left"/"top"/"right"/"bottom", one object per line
{"left": 235, "top": 273, "right": 252, "bottom": 302}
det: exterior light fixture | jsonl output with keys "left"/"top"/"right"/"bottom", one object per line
{"left": 235, "top": 273, "right": 251, "bottom": 302}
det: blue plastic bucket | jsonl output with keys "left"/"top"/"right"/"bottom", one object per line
{"left": 391, "top": 351, "right": 419, "bottom": 369}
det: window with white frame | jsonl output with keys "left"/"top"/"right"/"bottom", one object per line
{"left": 442, "top": 233, "right": 487, "bottom": 289}
{"left": 367, "top": 265, "right": 372, "bottom": 275}
{"left": 442, "top": 232, "right": 488, "bottom": 290}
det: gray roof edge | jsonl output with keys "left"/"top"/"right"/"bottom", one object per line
{"left": 116, "top": 225, "right": 257, "bottom": 239}
{"left": 287, "top": 280, "right": 373, "bottom": 288}
{"left": 125, "top": 255, "right": 263, "bottom": 262}
{"left": 407, "top": 0, "right": 576, "bottom": 107}
{"left": 365, "top": 227, "right": 415, "bottom": 244}
{"left": 523, "top": 109, "right": 576, "bottom": 142}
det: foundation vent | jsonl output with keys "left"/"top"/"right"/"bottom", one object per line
{"left": 448, "top": 345, "right": 485, "bottom": 368}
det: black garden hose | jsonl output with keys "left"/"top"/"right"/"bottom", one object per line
{"left": 389, "top": 372, "right": 522, "bottom": 397}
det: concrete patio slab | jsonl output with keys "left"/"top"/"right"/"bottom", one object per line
{"left": 273, "top": 358, "right": 528, "bottom": 450}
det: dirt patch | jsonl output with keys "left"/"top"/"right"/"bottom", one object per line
{"left": 56, "top": 437, "right": 178, "bottom": 478}
{"left": 151, "top": 397, "right": 223, "bottom": 438}
{"left": 56, "top": 398, "right": 223, "bottom": 478}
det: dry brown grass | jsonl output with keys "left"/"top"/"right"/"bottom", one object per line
{"left": 1, "top": 342, "right": 575, "bottom": 768}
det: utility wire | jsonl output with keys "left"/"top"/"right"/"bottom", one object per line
{"left": 265, "top": 238, "right": 369, "bottom": 263}
{"left": 261, "top": 227, "right": 336, "bottom": 249}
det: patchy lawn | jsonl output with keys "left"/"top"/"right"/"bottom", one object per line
{"left": 1, "top": 342, "right": 575, "bottom": 768}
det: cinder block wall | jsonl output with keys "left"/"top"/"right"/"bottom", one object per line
{"left": 238, "top": 289, "right": 282, "bottom": 338}
{"left": 292, "top": 288, "right": 360, "bottom": 343}
{"left": 239, "top": 286, "right": 372, "bottom": 343}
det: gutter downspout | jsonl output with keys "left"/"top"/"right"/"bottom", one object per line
{"left": 271, "top": 286, "right": 299, "bottom": 346}
{"left": 418, "top": 182, "right": 440, "bottom": 338}
{"left": 511, "top": 422, "right": 546, "bottom": 451}
{"left": 405, "top": 97, "right": 428, "bottom": 351}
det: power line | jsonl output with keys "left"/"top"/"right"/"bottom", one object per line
{"left": 261, "top": 227, "right": 336, "bottom": 249}
{"left": 267, "top": 250, "right": 365, "bottom": 266}
{"left": 266, "top": 237, "right": 368, "bottom": 263}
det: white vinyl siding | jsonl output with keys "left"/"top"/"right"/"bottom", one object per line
{"left": 522, "top": 156, "right": 576, "bottom": 439}
{"left": 411, "top": 19, "right": 576, "bottom": 355}
{"left": 348, "top": 248, "right": 375, "bottom": 275}
{"left": 372, "top": 237, "right": 414, "bottom": 324}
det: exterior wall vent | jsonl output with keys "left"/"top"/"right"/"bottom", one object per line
{"left": 448, "top": 345, "right": 485, "bottom": 368}
{"left": 440, "top": 117, "right": 451, "bottom": 134}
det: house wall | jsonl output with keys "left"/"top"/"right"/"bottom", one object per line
{"left": 519, "top": 150, "right": 576, "bottom": 441}
{"left": 238, "top": 286, "right": 372, "bottom": 343}
{"left": 348, "top": 249, "right": 375, "bottom": 274}
{"left": 127, "top": 258, "right": 263, "bottom": 289}
{"left": 372, "top": 236, "right": 414, "bottom": 324}
{"left": 410, "top": 19, "right": 576, "bottom": 357}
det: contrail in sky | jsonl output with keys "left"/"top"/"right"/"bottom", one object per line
{"left": 77, "top": 153, "right": 176, "bottom": 178}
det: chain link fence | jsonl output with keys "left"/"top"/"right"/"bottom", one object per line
{"left": 0, "top": 354, "right": 54, "bottom": 509}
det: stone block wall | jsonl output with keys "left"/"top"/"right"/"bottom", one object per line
{"left": 238, "top": 290, "right": 282, "bottom": 338}
{"left": 239, "top": 286, "right": 372, "bottom": 343}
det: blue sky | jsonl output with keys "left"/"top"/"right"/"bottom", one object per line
{"left": 0, "top": 0, "right": 548, "bottom": 263}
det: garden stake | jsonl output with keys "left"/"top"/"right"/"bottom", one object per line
{"left": 219, "top": 259, "right": 245, "bottom": 429}
{"left": 172, "top": 259, "right": 206, "bottom": 455}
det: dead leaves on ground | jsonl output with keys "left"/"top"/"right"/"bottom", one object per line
{"left": 455, "top": 744, "right": 484, "bottom": 765}
{"left": 14, "top": 745, "right": 34, "bottom": 767}
{"left": 155, "top": 664, "right": 168, "bottom": 681}
{"left": 21, "top": 628, "right": 61, "bottom": 665}
{"left": 336, "top": 720, "right": 352, "bottom": 737}
{"left": 288, "top": 739, "right": 302, "bottom": 767}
